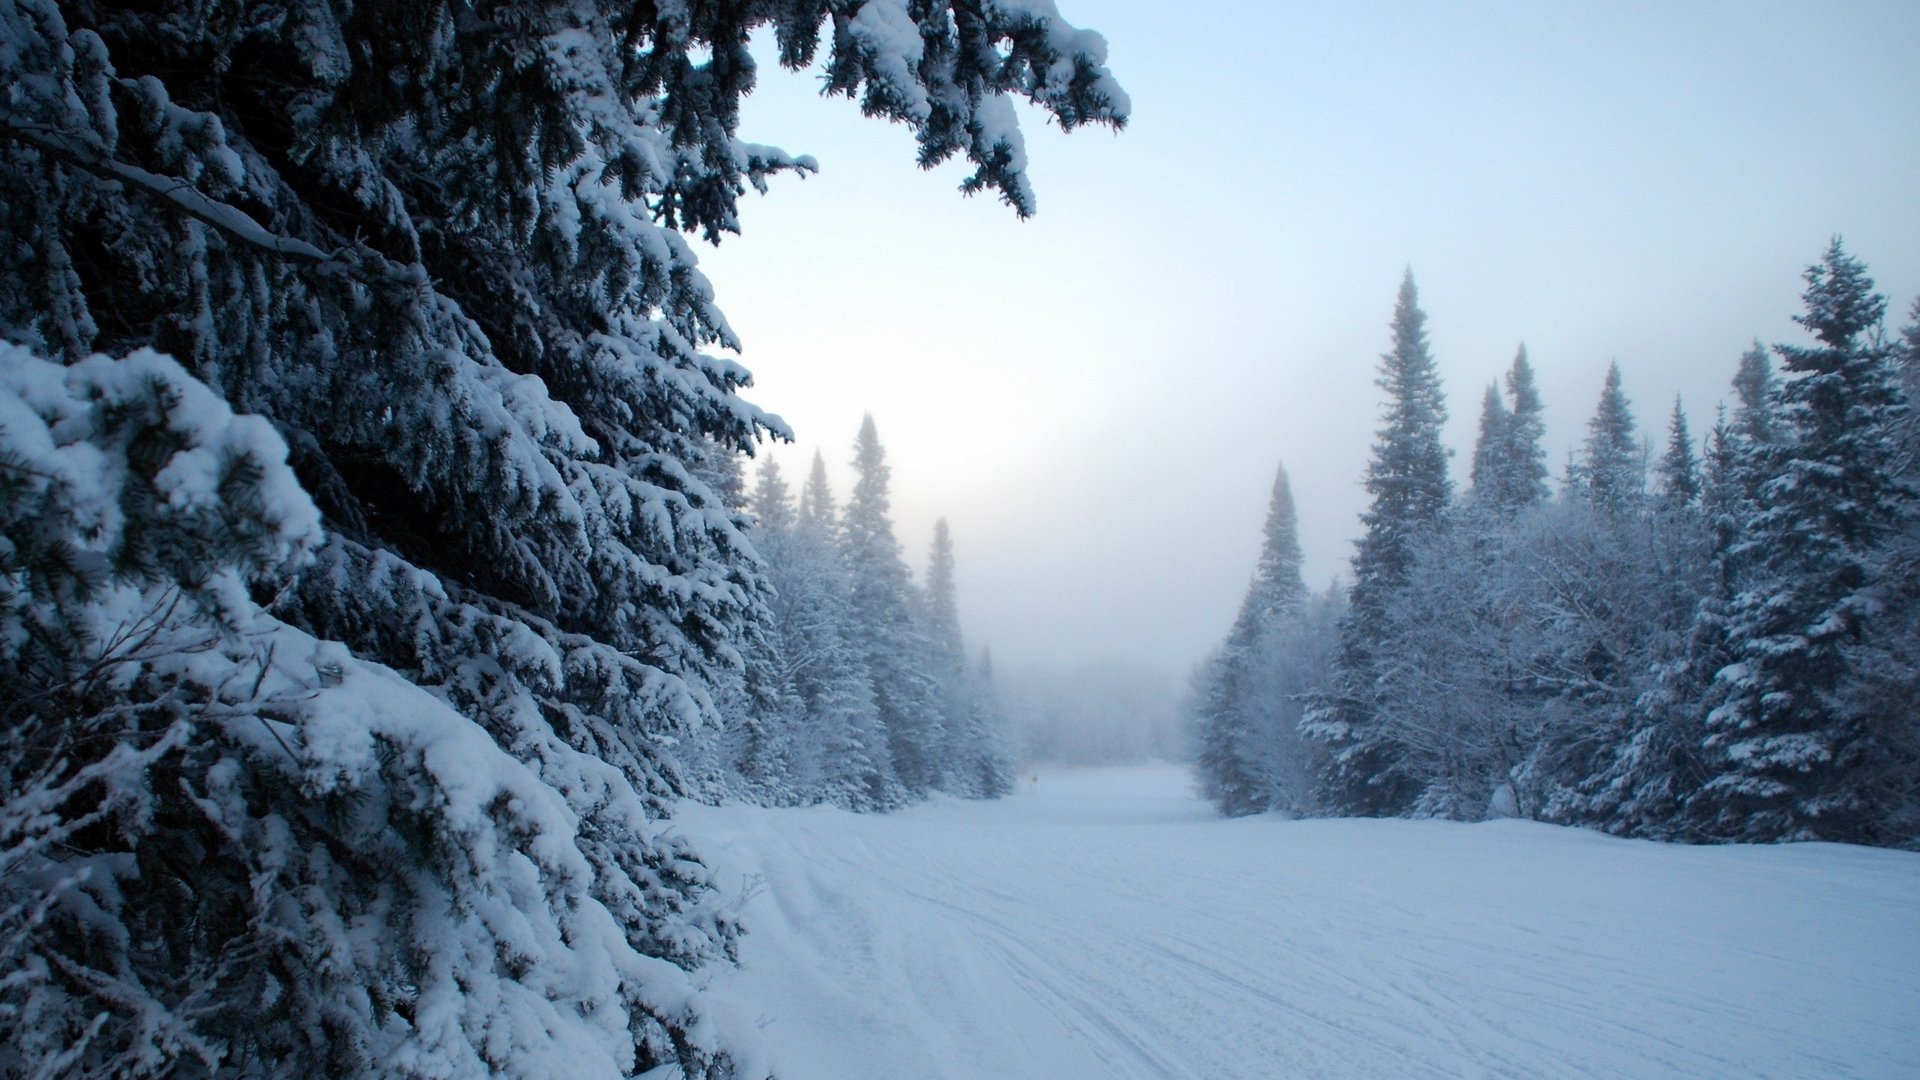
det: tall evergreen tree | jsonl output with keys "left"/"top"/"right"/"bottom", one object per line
{"left": 1574, "top": 362, "right": 1643, "bottom": 513}
{"left": 842, "top": 415, "right": 946, "bottom": 793}
{"left": 1470, "top": 382, "right": 1511, "bottom": 502}
{"left": 0, "top": 0, "right": 1126, "bottom": 1070}
{"left": 1501, "top": 345, "right": 1552, "bottom": 509}
{"left": 1306, "top": 271, "right": 1452, "bottom": 816}
{"left": 924, "top": 520, "right": 1013, "bottom": 797}
{"left": 1732, "top": 340, "right": 1780, "bottom": 448}
{"left": 801, "top": 450, "right": 839, "bottom": 532}
{"left": 1894, "top": 297, "right": 1920, "bottom": 483}
{"left": 1234, "top": 465, "right": 1312, "bottom": 640}
{"left": 926, "top": 519, "right": 966, "bottom": 670}
{"left": 1700, "top": 240, "right": 1915, "bottom": 844}
{"left": 771, "top": 453, "right": 901, "bottom": 810}
{"left": 1657, "top": 397, "right": 1700, "bottom": 507}
{"left": 1197, "top": 464, "right": 1311, "bottom": 815}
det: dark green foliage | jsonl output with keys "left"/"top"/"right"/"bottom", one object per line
{"left": 2, "top": 0, "right": 1126, "bottom": 1071}
{"left": 1699, "top": 240, "right": 1916, "bottom": 844}
{"left": 1306, "top": 272, "right": 1451, "bottom": 817}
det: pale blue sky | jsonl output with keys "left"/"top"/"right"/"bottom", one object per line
{"left": 700, "top": 0, "right": 1920, "bottom": 679}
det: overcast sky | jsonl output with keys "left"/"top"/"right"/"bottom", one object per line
{"left": 698, "top": 0, "right": 1920, "bottom": 683}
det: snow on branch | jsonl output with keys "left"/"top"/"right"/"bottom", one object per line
{"left": 0, "top": 112, "right": 426, "bottom": 290}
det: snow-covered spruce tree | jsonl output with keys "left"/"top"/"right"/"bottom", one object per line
{"left": 841, "top": 415, "right": 948, "bottom": 793}
{"left": 965, "top": 646, "right": 1016, "bottom": 785}
{"left": 1468, "top": 381, "right": 1511, "bottom": 505}
{"left": 1678, "top": 366, "right": 1783, "bottom": 838}
{"left": 1500, "top": 346, "right": 1552, "bottom": 510}
{"left": 765, "top": 452, "right": 902, "bottom": 809}
{"left": 1305, "top": 271, "right": 1452, "bottom": 816}
{"left": 924, "top": 519, "right": 1013, "bottom": 797}
{"left": 1894, "top": 298, "right": 1920, "bottom": 484}
{"left": 1, "top": 0, "right": 1126, "bottom": 1072}
{"left": 1470, "top": 345, "right": 1549, "bottom": 513}
{"left": 1195, "top": 463, "right": 1312, "bottom": 815}
{"left": 1570, "top": 362, "right": 1645, "bottom": 515}
{"left": 696, "top": 456, "right": 808, "bottom": 804}
{"left": 1846, "top": 295, "right": 1920, "bottom": 843}
{"left": 2, "top": 347, "right": 742, "bottom": 1077}
{"left": 1699, "top": 241, "right": 1916, "bottom": 845}
{"left": 1657, "top": 397, "right": 1700, "bottom": 508}
{"left": 1732, "top": 340, "right": 1780, "bottom": 449}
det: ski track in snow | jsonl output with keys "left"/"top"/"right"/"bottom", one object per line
{"left": 675, "top": 765, "right": 1920, "bottom": 1079}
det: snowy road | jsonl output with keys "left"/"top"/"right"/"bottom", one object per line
{"left": 675, "top": 765, "right": 1920, "bottom": 1079}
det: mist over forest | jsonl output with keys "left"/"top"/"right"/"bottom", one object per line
{"left": 4, "top": 1, "right": 1916, "bottom": 1077}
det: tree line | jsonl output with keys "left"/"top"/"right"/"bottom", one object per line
{"left": 688, "top": 416, "right": 1013, "bottom": 809}
{"left": 1195, "top": 243, "right": 1920, "bottom": 849}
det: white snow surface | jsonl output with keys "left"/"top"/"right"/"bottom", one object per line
{"left": 677, "top": 764, "right": 1919, "bottom": 1079}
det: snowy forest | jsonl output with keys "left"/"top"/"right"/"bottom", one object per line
{"left": 4, "top": 0, "right": 1918, "bottom": 1076}
{"left": 1193, "top": 253, "right": 1920, "bottom": 848}
{"left": 0, "top": 0, "right": 1119, "bottom": 1075}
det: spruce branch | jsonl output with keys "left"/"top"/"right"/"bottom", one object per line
{"left": 0, "top": 113, "right": 427, "bottom": 291}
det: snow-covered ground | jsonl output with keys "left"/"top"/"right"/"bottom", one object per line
{"left": 675, "top": 764, "right": 1920, "bottom": 1079}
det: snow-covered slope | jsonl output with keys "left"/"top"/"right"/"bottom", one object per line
{"left": 675, "top": 764, "right": 1919, "bottom": 1079}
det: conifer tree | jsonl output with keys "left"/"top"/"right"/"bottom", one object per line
{"left": 775, "top": 453, "right": 901, "bottom": 809}
{"left": 924, "top": 520, "right": 1013, "bottom": 797}
{"left": 926, "top": 519, "right": 966, "bottom": 671}
{"left": 0, "top": 0, "right": 1126, "bottom": 1070}
{"left": 1470, "top": 382, "right": 1511, "bottom": 503}
{"left": 842, "top": 415, "right": 946, "bottom": 793}
{"left": 1700, "top": 241, "right": 1916, "bottom": 844}
{"left": 1197, "top": 464, "right": 1311, "bottom": 815}
{"left": 1894, "top": 298, "right": 1920, "bottom": 482}
{"left": 1657, "top": 397, "right": 1700, "bottom": 507}
{"left": 1306, "top": 272, "right": 1451, "bottom": 816}
{"left": 1732, "top": 341, "right": 1780, "bottom": 448}
{"left": 1699, "top": 407, "right": 1744, "bottom": 588}
{"left": 1574, "top": 362, "right": 1644, "bottom": 513}
{"left": 1501, "top": 345, "right": 1552, "bottom": 509}
{"left": 1234, "top": 465, "right": 1312, "bottom": 640}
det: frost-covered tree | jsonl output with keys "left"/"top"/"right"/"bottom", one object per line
{"left": 2, "top": 348, "right": 748, "bottom": 1077}
{"left": 923, "top": 520, "right": 1013, "bottom": 797}
{"left": 1572, "top": 362, "right": 1644, "bottom": 514}
{"left": 1732, "top": 340, "right": 1780, "bottom": 448}
{"left": 757, "top": 453, "right": 900, "bottom": 810}
{"left": 842, "top": 415, "right": 946, "bottom": 793}
{"left": 925, "top": 519, "right": 966, "bottom": 671}
{"left": 1472, "top": 345, "right": 1550, "bottom": 513}
{"left": 1469, "top": 382, "right": 1510, "bottom": 503}
{"left": 1700, "top": 241, "right": 1916, "bottom": 845}
{"left": 1, "top": 0, "right": 1126, "bottom": 1070}
{"left": 1893, "top": 297, "right": 1920, "bottom": 483}
{"left": 1195, "top": 463, "right": 1313, "bottom": 815}
{"left": 1501, "top": 346, "right": 1552, "bottom": 509}
{"left": 1306, "top": 271, "right": 1452, "bottom": 816}
{"left": 1657, "top": 397, "right": 1700, "bottom": 507}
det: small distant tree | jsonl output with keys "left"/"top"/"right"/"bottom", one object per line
{"left": 1472, "top": 345, "right": 1551, "bottom": 513}
{"left": 924, "top": 519, "right": 1014, "bottom": 797}
{"left": 1196, "top": 464, "right": 1313, "bottom": 815}
{"left": 1501, "top": 346, "right": 1553, "bottom": 509}
{"left": 1469, "top": 382, "right": 1511, "bottom": 504}
{"left": 1657, "top": 397, "right": 1701, "bottom": 507}
{"left": 1572, "top": 362, "right": 1644, "bottom": 514}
